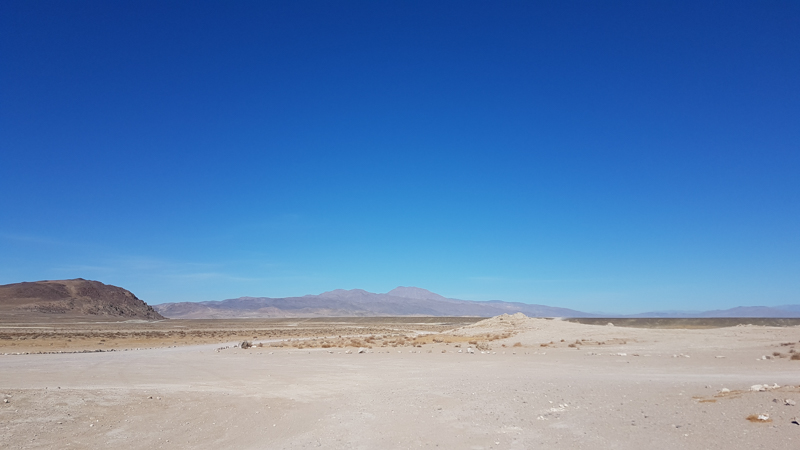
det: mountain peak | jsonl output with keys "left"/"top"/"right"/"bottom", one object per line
{"left": 387, "top": 286, "right": 448, "bottom": 301}
{"left": 318, "top": 288, "right": 371, "bottom": 299}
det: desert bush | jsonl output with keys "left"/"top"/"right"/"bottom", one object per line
{"left": 468, "top": 340, "right": 478, "bottom": 345}
{"left": 540, "top": 343, "right": 549, "bottom": 347}
{"left": 791, "top": 353, "right": 800, "bottom": 360}
{"left": 513, "top": 342, "right": 522, "bottom": 347}
{"left": 773, "top": 352, "right": 782, "bottom": 357}
{"left": 568, "top": 343, "right": 577, "bottom": 348}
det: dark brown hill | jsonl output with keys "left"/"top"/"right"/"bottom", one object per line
{"left": 0, "top": 279, "right": 164, "bottom": 320}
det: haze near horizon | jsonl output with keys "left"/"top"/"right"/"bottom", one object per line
{"left": 1, "top": 1, "right": 798, "bottom": 313}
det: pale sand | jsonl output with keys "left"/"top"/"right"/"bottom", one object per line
{"left": 2, "top": 316, "right": 799, "bottom": 449}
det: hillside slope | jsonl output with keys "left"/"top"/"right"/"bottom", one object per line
{"left": 0, "top": 279, "right": 164, "bottom": 320}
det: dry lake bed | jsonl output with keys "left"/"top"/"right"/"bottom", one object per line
{"left": 2, "top": 315, "right": 799, "bottom": 449}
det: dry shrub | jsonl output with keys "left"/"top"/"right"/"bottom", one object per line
{"left": 773, "top": 352, "right": 782, "bottom": 358}
{"left": 468, "top": 340, "right": 478, "bottom": 345}
{"left": 540, "top": 343, "right": 549, "bottom": 347}
{"left": 512, "top": 342, "right": 522, "bottom": 347}
{"left": 791, "top": 353, "right": 800, "bottom": 360}
{"left": 567, "top": 343, "right": 577, "bottom": 348}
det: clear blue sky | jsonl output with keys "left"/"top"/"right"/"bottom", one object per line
{"left": 1, "top": 1, "right": 798, "bottom": 313}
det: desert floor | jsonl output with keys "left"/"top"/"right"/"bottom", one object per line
{"left": 2, "top": 315, "right": 799, "bottom": 449}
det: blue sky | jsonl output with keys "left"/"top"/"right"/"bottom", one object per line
{"left": 1, "top": 1, "right": 798, "bottom": 313}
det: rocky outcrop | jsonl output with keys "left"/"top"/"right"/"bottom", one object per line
{"left": 0, "top": 279, "right": 165, "bottom": 320}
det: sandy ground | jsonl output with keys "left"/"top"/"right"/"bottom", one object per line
{"left": 0, "top": 317, "right": 479, "bottom": 354}
{"left": 2, "top": 315, "right": 800, "bottom": 449}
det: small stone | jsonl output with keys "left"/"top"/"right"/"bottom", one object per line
{"left": 3, "top": 399, "right": 8, "bottom": 403}
{"left": 786, "top": 399, "right": 796, "bottom": 406}
{"left": 720, "top": 388, "right": 730, "bottom": 394}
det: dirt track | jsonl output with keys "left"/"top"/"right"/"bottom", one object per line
{"left": 2, "top": 316, "right": 799, "bottom": 449}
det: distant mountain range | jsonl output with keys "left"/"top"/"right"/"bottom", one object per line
{"left": 629, "top": 305, "right": 800, "bottom": 318}
{"left": 2, "top": 280, "right": 797, "bottom": 320}
{"left": 153, "top": 286, "right": 593, "bottom": 319}
{"left": 153, "top": 286, "right": 800, "bottom": 319}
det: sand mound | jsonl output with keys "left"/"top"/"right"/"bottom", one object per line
{"left": 448, "top": 313, "right": 548, "bottom": 337}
